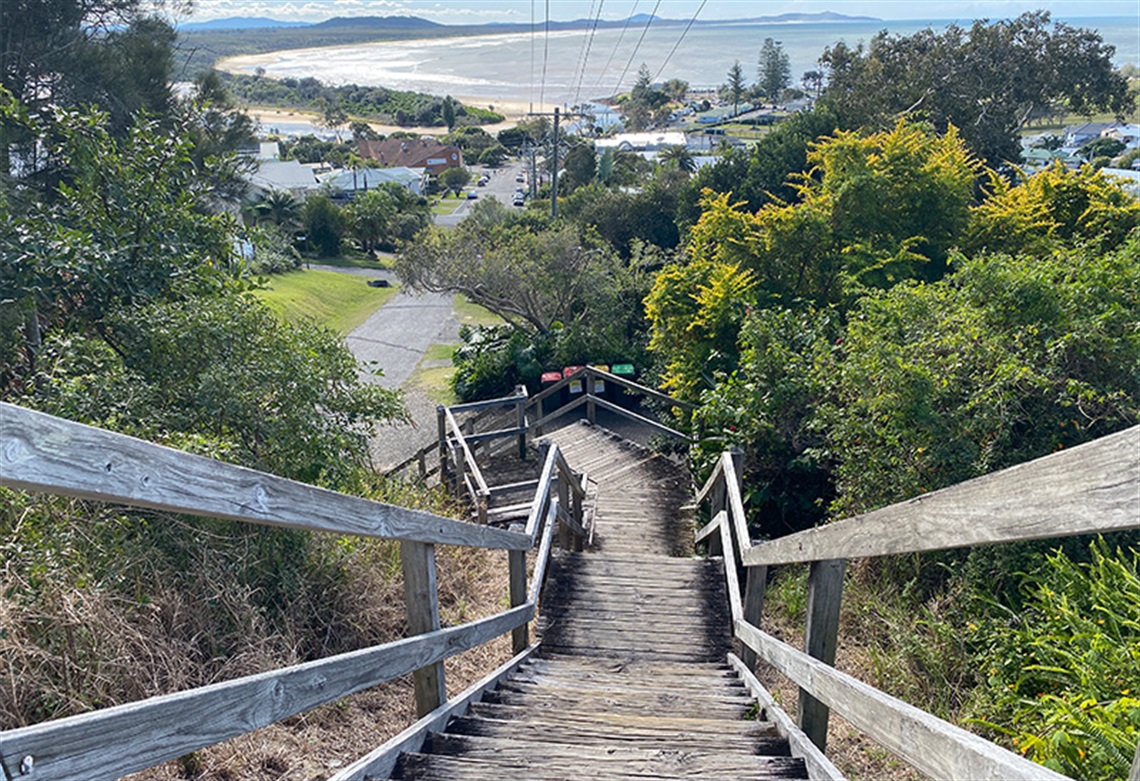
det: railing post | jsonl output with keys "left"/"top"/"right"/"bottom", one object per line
{"left": 708, "top": 465, "right": 726, "bottom": 557}
{"left": 436, "top": 405, "right": 449, "bottom": 490}
{"left": 572, "top": 472, "right": 585, "bottom": 552}
{"left": 400, "top": 540, "right": 446, "bottom": 716}
{"left": 798, "top": 558, "right": 846, "bottom": 751}
{"left": 515, "top": 385, "right": 528, "bottom": 460}
{"left": 557, "top": 472, "right": 572, "bottom": 550}
{"left": 417, "top": 449, "right": 427, "bottom": 480}
{"left": 740, "top": 565, "right": 767, "bottom": 670}
{"left": 508, "top": 541, "right": 528, "bottom": 654}
{"left": 586, "top": 370, "right": 597, "bottom": 425}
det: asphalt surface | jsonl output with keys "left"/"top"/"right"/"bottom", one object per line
{"left": 345, "top": 289, "right": 458, "bottom": 390}
{"left": 434, "top": 160, "right": 529, "bottom": 226}
{"left": 333, "top": 160, "right": 533, "bottom": 466}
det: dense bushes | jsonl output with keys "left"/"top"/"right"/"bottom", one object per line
{"left": 220, "top": 72, "right": 504, "bottom": 127}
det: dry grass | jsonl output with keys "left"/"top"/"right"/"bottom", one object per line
{"left": 1, "top": 488, "right": 521, "bottom": 781}
{"left": 755, "top": 568, "right": 928, "bottom": 781}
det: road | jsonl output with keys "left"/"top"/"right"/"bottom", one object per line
{"left": 330, "top": 160, "right": 527, "bottom": 466}
{"left": 434, "top": 160, "right": 528, "bottom": 226}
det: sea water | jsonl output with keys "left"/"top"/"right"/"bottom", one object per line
{"left": 222, "top": 15, "right": 1139, "bottom": 108}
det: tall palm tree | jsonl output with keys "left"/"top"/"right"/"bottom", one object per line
{"left": 658, "top": 145, "right": 696, "bottom": 175}
{"left": 255, "top": 190, "right": 302, "bottom": 230}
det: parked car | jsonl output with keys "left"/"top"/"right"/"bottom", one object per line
{"left": 515, "top": 174, "right": 525, "bottom": 183}
{"left": 466, "top": 190, "right": 478, "bottom": 199}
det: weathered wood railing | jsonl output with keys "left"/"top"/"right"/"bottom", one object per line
{"left": 695, "top": 425, "right": 1140, "bottom": 781}
{"left": 0, "top": 402, "right": 587, "bottom": 781}
{"left": 524, "top": 365, "right": 694, "bottom": 439}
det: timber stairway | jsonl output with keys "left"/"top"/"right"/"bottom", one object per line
{"left": 389, "top": 422, "right": 809, "bottom": 780}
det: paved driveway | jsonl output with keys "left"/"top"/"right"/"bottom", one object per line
{"left": 346, "top": 289, "right": 458, "bottom": 390}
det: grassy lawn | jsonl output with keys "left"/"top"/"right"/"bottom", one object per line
{"left": 254, "top": 269, "right": 398, "bottom": 334}
{"left": 431, "top": 193, "right": 467, "bottom": 215}
{"left": 406, "top": 343, "right": 459, "bottom": 405}
{"left": 452, "top": 295, "right": 505, "bottom": 327}
{"left": 300, "top": 247, "right": 394, "bottom": 269}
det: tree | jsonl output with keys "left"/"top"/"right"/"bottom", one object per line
{"left": 345, "top": 188, "right": 397, "bottom": 257}
{"left": 253, "top": 190, "right": 302, "bottom": 229}
{"left": 1081, "top": 136, "right": 1126, "bottom": 161}
{"left": 478, "top": 143, "right": 508, "bottom": 167}
{"left": 438, "top": 166, "right": 472, "bottom": 196}
{"left": 350, "top": 120, "right": 380, "bottom": 141}
{"left": 560, "top": 143, "right": 597, "bottom": 193}
{"left": 321, "top": 102, "right": 349, "bottom": 141}
{"left": 442, "top": 96, "right": 457, "bottom": 132}
{"left": 821, "top": 237, "right": 1140, "bottom": 518}
{"left": 818, "top": 12, "right": 1134, "bottom": 167}
{"left": 396, "top": 212, "right": 612, "bottom": 335}
{"left": 647, "top": 121, "right": 980, "bottom": 401}
{"left": 801, "top": 70, "right": 824, "bottom": 96}
{"left": 758, "top": 38, "right": 791, "bottom": 105}
{"left": 724, "top": 61, "right": 747, "bottom": 118}
{"left": 301, "top": 194, "right": 346, "bottom": 257}
{"left": 966, "top": 162, "right": 1140, "bottom": 256}
{"left": 662, "top": 78, "right": 689, "bottom": 102}
{"left": 657, "top": 145, "right": 695, "bottom": 174}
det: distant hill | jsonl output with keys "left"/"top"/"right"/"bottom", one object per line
{"left": 177, "top": 17, "right": 311, "bottom": 31}
{"left": 307, "top": 15, "right": 446, "bottom": 31}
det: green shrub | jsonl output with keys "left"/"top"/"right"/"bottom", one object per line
{"left": 964, "top": 541, "right": 1140, "bottom": 781}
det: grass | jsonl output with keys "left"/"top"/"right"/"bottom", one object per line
{"left": 431, "top": 193, "right": 468, "bottom": 215}
{"left": 452, "top": 295, "right": 505, "bottom": 327}
{"left": 304, "top": 249, "right": 395, "bottom": 270}
{"left": 406, "top": 343, "right": 458, "bottom": 405}
{"left": 253, "top": 269, "right": 398, "bottom": 334}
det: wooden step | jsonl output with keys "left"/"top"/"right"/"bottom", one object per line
{"left": 394, "top": 749, "right": 807, "bottom": 780}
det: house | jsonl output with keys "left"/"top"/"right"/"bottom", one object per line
{"left": 357, "top": 137, "right": 463, "bottom": 176}
{"left": 1020, "top": 147, "right": 1082, "bottom": 171}
{"left": 319, "top": 166, "right": 429, "bottom": 197}
{"left": 579, "top": 101, "right": 624, "bottom": 132}
{"left": 1062, "top": 122, "right": 1114, "bottom": 148}
{"left": 1102, "top": 124, "right": 1140, "bottom": 150}
{"left": 245, "top": 159, "right": 321, "bottom": 198}
{"left": 596, "top": 131, "right": 688, "bottom": 152}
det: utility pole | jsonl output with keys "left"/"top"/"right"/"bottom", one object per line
{"left": 550, "top": 107, "right": 560, "bottom": 218}
{"left": 528, "top": 106, "right": 586, "bottom": 219}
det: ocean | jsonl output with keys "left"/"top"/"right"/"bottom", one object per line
{"left": 220, "top": 15, "right": 1140, "bottom": 109}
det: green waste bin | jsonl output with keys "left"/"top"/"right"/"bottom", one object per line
{"left": 611, "top": 363, "right": 635, "bottom": 407}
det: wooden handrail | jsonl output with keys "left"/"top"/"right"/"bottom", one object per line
{"left": 735, "top": 620, "right": 1069, "bottom": 781}
{"left": 0, "top": 605, "right": 533, "bottom": 781}
{"left": 696, "top": 425, "right": 1140, "bottom": 780}
{"left": 742, "top": 424, "right": 1139, "bottom": 566}
{"left": 444, "top": 406, "right": 491, "bottom": 496}
{"left": 0, "top": 403, "right": 526, "bottom": 550}
{"left": 0, "top": 404, "right": 590, "bottom": 781}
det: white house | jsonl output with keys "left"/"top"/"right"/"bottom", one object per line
{"left": 596, "top": 131, "right": 688, "bottom": 152}
{"left": 318, "top": 166, "right": 428, "bottom": 197}
{"left": 245, "top": 160, "right": 321, "bottom": 198}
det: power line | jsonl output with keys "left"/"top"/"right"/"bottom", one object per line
{"left": 530, "top": 0, "right": 535, "bottom": 113}
{"left": 611, "top": 0, "right": 661, "bottom": 98}
{"left": 572, "top": 0, "right": 606, "bottom": 106}
{"left": 652, "top": 0, "right": 707, "bottom": 83}
{"left": 539, "top": 0, "right": 550, "bottom": 107}
{"left": 590, "top": 0, "right": 638, "bottom": 96}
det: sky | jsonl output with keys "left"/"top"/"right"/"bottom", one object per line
{"left": 184, "top": 0, "right": 1140, "bottom": 24}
